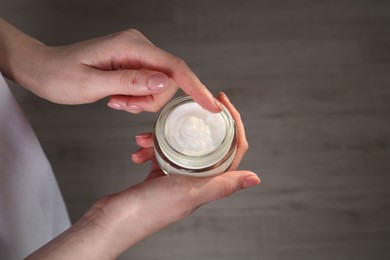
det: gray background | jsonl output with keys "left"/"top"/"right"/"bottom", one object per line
{"left": 1, "top": 0, "right": 390, "bottom": 259}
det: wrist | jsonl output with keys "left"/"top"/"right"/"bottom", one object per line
{"left": 26, "top": 194, "right": 123, "bottom": 260}
{"left": 74, "top": 193, "right": 144, "bottom": 259}
{"left": 0, "top": 18, "right": 48, "bottom": 91}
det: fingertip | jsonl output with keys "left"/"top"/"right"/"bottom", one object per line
{"left": 218, "top": 91, "right": 228, "bottom": 102}
{"left": 135, "top": 136, "right": 143, "bottom": 147}
{"left": 242, "top": 172, "right": 261, "bottom": 189}
{"left": 124, "top": 104, "right": 143, "bottom": 114}
{"left": 217, "top": 92, "right": 232, "bottom": 107}
{"left": 190, "top": 94, "right": 221, "bottom": 113}
{"left": 135, "top": 133, "right": 154, "bottom": 148}
{"left": 218, "top": 170, "right": 260, "bottom": 189}
{"left": 131, "top": 147, "right": 155, "bottom": 164}
{"left": 131, "top": 152, "right": 142, "bottom": 163}
{"left": 108, "top": 95, "right": 127, "bottom": 111}
{"left": 217, "top": 92, "right": 241, "bottom": 122}
{"left": 185, "top": 84, "right": 222, "bottom": 113}
{"left": 135, "top": 133, "right": 152, "bottom": 140}
{"left": 107, "top": 101, "right": 122, "bottom": 110}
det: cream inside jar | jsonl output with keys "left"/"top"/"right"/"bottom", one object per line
{"left": 164, "top": 102, "right": 226, "bottom": 157}
{"left": 153, "top": 95, "right": 237, "bottom": 177}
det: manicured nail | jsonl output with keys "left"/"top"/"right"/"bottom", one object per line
{"left": 131, "top": 153, "right": 141, "bottom": 162}
{"left": 107, "top": 102, "right": 122, "bottom": 110}
{"left": 132, "top": 152, "right": 140, "bottom": 159}
{"left": 136, "top": 133, "right": 151, "bottom": 139}
{"left": 220, "top": 92, "right": 230, "bottom": 102}
{"left": 148, "top": 73, "right": 168, "bottom": 91}
{"left": 242, "top": 175, "right": 261, "bottom": 189}
{"left": 126, "top": 104, "right": 142, "bottom": 114}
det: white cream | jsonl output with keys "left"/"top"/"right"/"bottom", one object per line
{"left": 164, "top": 102, "right": 226, "bottom": 156}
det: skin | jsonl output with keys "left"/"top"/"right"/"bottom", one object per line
{"left": 0, "top": 17, "right": 221, "bottom": 113}
{"left": 27, "top": 92, "right": 260, "bottom": 259}
{"left": 0, "top": 18, "right": 260, "bottom": 259}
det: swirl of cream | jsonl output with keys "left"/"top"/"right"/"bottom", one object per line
{"left": 165, "top": 102, "right": 226, "bottom": 156}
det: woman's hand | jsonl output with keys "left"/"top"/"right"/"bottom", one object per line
{"left": 26, "top": 93, "right": 259, "bottom": 260}
{"left": 0, "top": 18, "right": 221, "bottom": 113}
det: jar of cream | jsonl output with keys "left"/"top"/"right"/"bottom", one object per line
{"left": 153, "top": 95, "right": 237, "bottom": 177}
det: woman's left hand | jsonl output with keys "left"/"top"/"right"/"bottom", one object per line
{"left": 26, "top": 92, "right": 259, "bottom": 260}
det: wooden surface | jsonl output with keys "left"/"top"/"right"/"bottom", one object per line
{"left": 1, "top": 0, "right": 390, "bottom": 259}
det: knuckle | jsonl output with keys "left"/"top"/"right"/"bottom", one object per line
{"left": 174, "top": 57, "right": 187, "bottom": 67}
{"left": 218, "top": 178, "right": 235, "bottom": 199}
{"left": 126, "top": 29, "right": 150, "bottom": 43}
{"left": 172, "top": 59, "right": 189, "bottom": 75}
{"left": 124, "top": 28, "right": 143, "bottom": 37}
{"left": 119, "top": 71, "right": 137, "bottom": 94}
{"left": 127, "top": 28, "right": 140, "bottom": 34}
{"left": 242, "top": 140, "right": 249, "bottom": 152}
{"left": 113, "top": 29, "right": 146, "bottom": 43}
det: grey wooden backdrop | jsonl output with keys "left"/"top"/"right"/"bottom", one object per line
{"left": 1, "top": 0, "right": 390, "bottom": 259}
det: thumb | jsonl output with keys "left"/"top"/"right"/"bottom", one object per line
{"left": 146, "top": 171, "right": 260, "bottom": 224}
{"left": 194, "top": 171, "right": 261, "bottom": 206}
{"left": 93, "top": 69, "right": 169, "bottom": 98}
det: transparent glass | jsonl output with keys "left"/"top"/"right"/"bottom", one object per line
{"left": 153, "top": 95, "right": 237, "bottom": 177}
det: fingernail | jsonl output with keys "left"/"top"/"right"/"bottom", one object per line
{"left": 136, "top": 133, "right": 151, "bottom": 139}
{"left": 107, "top": 102, "right": 122, "bottom": 110}
{"left": 132, "top": 152, "right": 140, "bottom": 159}
{"left": 220, "top": 92, "right": 230, "bottom": 102}
{"left": 148, "top": 73, "right": 168, "bottom": 91}
{"left": 131, "top": 153, "right": 141, "bottom": 162}
{"left": 242, "top": 175, "right": 260, "bottom": 189}
{"left": 126, "top": 104, "right": 142, "bottom": 114}
{"left": 213, "top": 97, "right": 223, "bottom": 112}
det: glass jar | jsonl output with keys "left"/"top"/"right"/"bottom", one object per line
{"left": 153, "top": 95, "right": 237, "bottom": 177}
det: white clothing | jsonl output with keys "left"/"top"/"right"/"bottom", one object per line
{"left": 0, "top": 73, "right": 70, "bottom": 259}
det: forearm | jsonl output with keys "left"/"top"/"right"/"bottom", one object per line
{"left": 26, "top": 198, "right": 122, "bottom": 260}
{"left": 25, "top": 181, "right": 191, "bottom": 260}
{"left": 26, "top": 193, "right": 152, "bottom": 260}
{"left": 0, "top": 17, "right": 46, "bottom": 88}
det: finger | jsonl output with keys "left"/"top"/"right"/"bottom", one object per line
{"left": 135, "top": 133, "right": 153, "bottom": 148}
{"left": 93, "top": 68, "right": 169, "bottom": 98}
{"left": 130, "top": 43, "right": 222, "bottom": 113}
{"left": 107, "top": 78, "right": 178, "bottom": 113}
{"left": 132, "top": 147, "right": 155, "bottom": 164}
{"left": 217, "top": 92, "right": 248, "bottom": 171}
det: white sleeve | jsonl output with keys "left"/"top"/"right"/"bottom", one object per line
{"left": 0, "top": 73, "right": 70, "bottom": 259}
